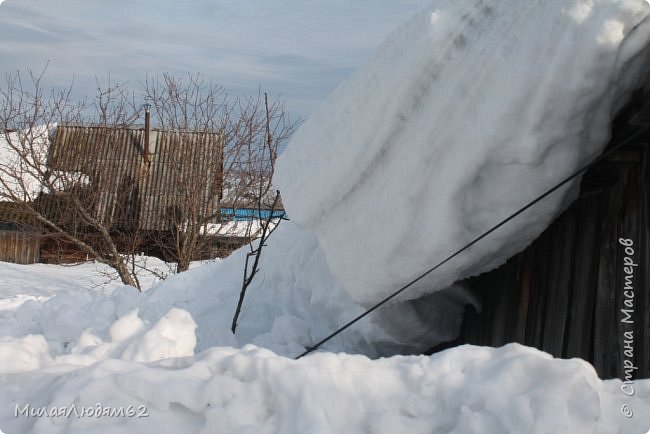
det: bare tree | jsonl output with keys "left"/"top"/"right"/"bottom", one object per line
{"left": 139, "top": 73, "right": 224, "bottom": 273}
{"left": 0, "top": 68, "right": 143, "bottom": 288}
{"left": 231, "top": 189, "right": 283, "bottom": 333}
{"left": 142, "top": 74, "right": 296, "bottom": 273}
{"left": 0, "top": 69, "right": 296, "bottom": 291}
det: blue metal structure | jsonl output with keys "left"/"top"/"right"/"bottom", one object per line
{"left": 220, "top": 208, "right": 286, "bottom": 221}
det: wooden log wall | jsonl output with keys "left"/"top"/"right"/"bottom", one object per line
{"left": 0, "top": 230, "right": 40, "bottom": 264}
{"left": 455, "top": 146, "right": 648, "bottom": 379}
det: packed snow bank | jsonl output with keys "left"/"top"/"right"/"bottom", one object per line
{"left": 0, "top": 224, "right": 389, "bottom": 358}
{"left": 0, "top": 259, "right": 170, "bottom": 312}
{"left": 0, "top": 222, "right": 473, "bottom": 363}
{"left": 276, "top": 0, "right": 650, "bottom": 305}
{"left": 1, "top": 343, "right": 648, "bottom": 434}
{"left": 1, "top": 254, "right": 648, "bottom": 433}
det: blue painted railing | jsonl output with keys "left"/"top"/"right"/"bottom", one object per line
{"left": 220, "top": 208, "right": 286, "bottom": 221}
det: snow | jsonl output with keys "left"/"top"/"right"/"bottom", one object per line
{"left": 0, "top": 224, "right": 381, "bottom": 359}
{"left": 1, "top": 1, "right": 650, "bottom": 432}
{"left": 0, "top": 258, "right": 170, "bottom": 311}
{"left": 0, "top": 124, "right": 92, "bottom": 202}
{"left": 201, "top": 220, "right": 278, "bottom": 237}
{"left": 0, "top": 126, "right": 53, "bottom": 200}
{"left": 275, "top": 0, "right": 650, "bottom": 306}
{"left": 1, "top": 222, "right": 649, "bottom": 433}
{"left": 1, "top": 341, "right": 649, "bottom": 433}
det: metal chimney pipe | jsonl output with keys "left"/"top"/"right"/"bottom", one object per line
{"left": 143, "top": 103, "right": 151, "bottom": 164}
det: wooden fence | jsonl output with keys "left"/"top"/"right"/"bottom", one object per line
{"left": 0, "top": 230, "right": 40, "bottom": 264}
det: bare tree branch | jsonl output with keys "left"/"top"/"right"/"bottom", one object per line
{"left": 231, "top": 190, "right": 283, "bottom": 333}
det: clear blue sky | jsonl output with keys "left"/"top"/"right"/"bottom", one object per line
{"left": 0, "top": 0, "right": 428, "bottom": 120}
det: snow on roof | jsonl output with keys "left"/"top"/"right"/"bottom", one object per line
{"left": 0, "top": 125, "right": 54, "bottom": 201}
{"left": 275, "top": 0, "right": 650, "bottom": 306}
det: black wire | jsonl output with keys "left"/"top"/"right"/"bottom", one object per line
{"left": 295, "top": 125, "right": 649, "bottom": 359}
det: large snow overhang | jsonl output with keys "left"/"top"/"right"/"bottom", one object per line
{"left": 444, "top": 94, "right": 650, "bottom": 378}
{"left": 276, "top": 0, "right": 650, "bottom": 309}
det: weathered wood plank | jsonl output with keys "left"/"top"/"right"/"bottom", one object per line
{"left": 0, "top": 230, "right": 39, "bottom": 264}
{"left": 538, "top": 213, "right": 574, "bottom": 355}
{"left": 640, "top": 148, "right": 650, "bottom": 377}
{"left": 525, "top": 233, "right": 550, "bottom": 349}
{"left": 563, "top": 196, "right": 600, "bottom": 361}
{"left": 514, "top": 251, "right": 534, "bottom": 344}
{"left": 593, "top": 171, "right": 624, "bottom": 378}
{"left": 616, "top": 161, "right": 646, "bottom": 379}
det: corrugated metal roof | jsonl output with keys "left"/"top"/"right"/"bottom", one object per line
{"left": 47, "top": 125, "right": 223, "bottom": 231}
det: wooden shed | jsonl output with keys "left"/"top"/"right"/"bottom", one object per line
{"left": 0, "top": 202, "right": 40, "bottom": 264}
{"left": 0, "top": 227, "right": 40, "bottom": 264}
{"left": 440, "top": 98, "right": 650, "bottom": 379}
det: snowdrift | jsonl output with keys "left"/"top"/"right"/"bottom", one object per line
{"left": 0, "top": 223, "right": 472, "bottom": 367}
{"left": 2, "top": 343, "right": 649, "bottom": 434}
{"left": 1, "top": 255, "right": 649, "bottom": 433}
{"left": 276, "top": 0, "right": 650, "bottom": 306}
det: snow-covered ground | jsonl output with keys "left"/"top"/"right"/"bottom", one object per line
{"left": 0, "top": 258, "right": 173, "bottom": 312}
{"left": 1, "top": 250, "right": 649, "bottom": 434}
{"left": 1, "top": 341, "right": 649, "bottom": 434}
{"left": 2, "top": 0, "right": 650, "bottom": 433}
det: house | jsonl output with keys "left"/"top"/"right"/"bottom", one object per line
{"left": 0, "top": 119, "right": 227, "bottom": 263}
